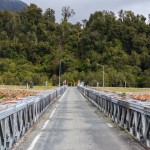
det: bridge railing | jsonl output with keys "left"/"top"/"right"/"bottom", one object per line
{"left": 0, "top": 86, "right": 67, "bottom": 150}
{"left": 78, "top": 85, "right": 150, "bottom": 148}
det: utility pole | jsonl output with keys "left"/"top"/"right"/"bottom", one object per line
{"left": 103, "top": 65, "right": 104, "bottom": 87}
{"left": 59, "top": 61, "right": 62, "bottom": 87}
{"left": 58, "top": 59, "right": 69, "bottom": 87}
{"left": 125, "top": 80, "right": 127, "bottom": 88}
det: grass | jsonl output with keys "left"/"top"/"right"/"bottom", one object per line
{"left": 0, "top": 95, "right": 4, "bottom": 99}
{"left": 94, "top": 87, "right": 150, "bottom": 93}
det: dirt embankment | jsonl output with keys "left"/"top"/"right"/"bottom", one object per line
{"left": 0, "top": 89, "right": 37, "bottom": 103}
{"left": 131, "top": 94, "right": 150, "bottom": 101}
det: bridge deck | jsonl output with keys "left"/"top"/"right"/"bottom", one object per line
{"left": 15, "top": 88, "right": 145, "bottom": 150}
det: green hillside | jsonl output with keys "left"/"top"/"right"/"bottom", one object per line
{"left": 0, "top": 0, "right": 28, "bottom": 12}
{"left": 0, "top": 4, "right": 150, "bottom": 87}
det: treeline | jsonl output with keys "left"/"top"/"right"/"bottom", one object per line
{"left": 0, "top": 4, "right": 150, "bottom": 87}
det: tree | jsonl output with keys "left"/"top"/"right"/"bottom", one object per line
{"left": 44, "top": 8, "right": 55, "bottom": 23}
{"left": 0, "top": 6, "right": 149, "bottom": 87}
{"left": 61, "top": 6, "right": 75, "bottom": 21}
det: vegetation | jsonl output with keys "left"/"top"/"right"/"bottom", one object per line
{"left": 95, "top": 87, "right": 150, "bottom": 93}
{"left": 0, "top": 4, "right": 150, "bottom": 87}
{"left": 0, "top": 85, "right": 54, "bottom": 90}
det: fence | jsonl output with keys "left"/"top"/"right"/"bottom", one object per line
{"left": 0, "top": 86, "right": 67, "bottom": 150}
{"left": 78, "top": 85, "right": 150, "bottom": 148}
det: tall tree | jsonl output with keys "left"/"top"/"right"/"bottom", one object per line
{"left": 61, "top": 6, "right": 75, "bottom": 21}
{"left": 44, "top": 8, "right": 55, "bottom": 23}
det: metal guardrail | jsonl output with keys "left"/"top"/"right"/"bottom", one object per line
{"left": 0, "top": 86, "right": 67, "bottom": 150}
{"left": 78, "top": 85, "right": 150, "bottom": 148}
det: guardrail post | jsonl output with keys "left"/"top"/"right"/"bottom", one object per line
{"left": 125, "top": 109, "right": 130, "bottom": 130}
{"left": 1, "top": 119, "right": 6, "bottom": 149}
{"left": 142, "top": 114, "right": 147, "bottom": 142}
{"left": 146, "top": 119, "right": 150, "bottom": 147}
{"left": 134, "top": 111, "right": 138, "bottom": 139}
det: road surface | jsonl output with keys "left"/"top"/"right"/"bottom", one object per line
{"left": 14, "top": 88, "right": 146, "bottom": 150}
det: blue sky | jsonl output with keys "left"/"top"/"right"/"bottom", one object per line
{"left": 22, "top": 0, "right": 150, "bottom": 23}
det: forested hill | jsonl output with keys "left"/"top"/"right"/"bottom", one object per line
{"left": 0, "top": 4, "right": 150, "bottom": 87}
{"left": 0, "top": 0, "right": 28, "bottom": 11}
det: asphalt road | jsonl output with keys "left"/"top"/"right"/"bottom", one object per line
{"left": 14, "top": 88, "right": 146, "bottom": 150}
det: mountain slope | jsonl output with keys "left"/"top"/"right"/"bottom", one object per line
{"left": 0, "top": 0, "right": 28, "bottom": 12}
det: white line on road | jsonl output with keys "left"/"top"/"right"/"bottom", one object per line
{"left": 42, "top": 103, "right": 59, "bottom": 130}
{"left": 27, "top": 90, "right": 68, "bottom": 150}
{"left": 50, "top": 108, "right": 56, "bottom": 118}
{"left": 80, "top": 92, "right": 85, "bottom": 100}
{"left": 41, "top": 120, "right": 49, "bottom": 130}
{"left": 27, "top": 132, "right": 42, "bottom": 150}
{"left": 59, "top": 89, "right": 68, "bottom": 101}
{"left": 107, "top": 123, "right": 113, "bottom": 128}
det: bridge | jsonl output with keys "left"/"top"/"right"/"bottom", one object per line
{"left": 12, "top": 87, "right": 147, "bottom": 150}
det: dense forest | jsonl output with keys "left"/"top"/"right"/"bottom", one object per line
{"left": 0, "top": 0, "right": 28, "bottom": 12}
{"left": 0, "top": 4, "right": 150, "bottom": 87}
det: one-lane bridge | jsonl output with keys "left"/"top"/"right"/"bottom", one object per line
{"left": 14, "top": 88, "right": 145, "bottom": 150}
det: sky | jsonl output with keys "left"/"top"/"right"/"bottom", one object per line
{"left": 22, "top": 0, "right": 150, "bottom": 24}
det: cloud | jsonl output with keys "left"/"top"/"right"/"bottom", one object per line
{"left": 22, "top": 0, "right": 150, "bottom": 23}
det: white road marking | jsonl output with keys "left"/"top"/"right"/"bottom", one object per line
{"left": 27, "top": 132, "right": 42, "bottom": 150}
{"left": 42, "top": 102, "right": 59, "bottom": 130}
{"left": 12, "top": 124, "right": 36, "bottom": 150}
{"left": 26, "top": 90, "right": 68, "bottom": 150}
{"left": 59, "top": 89, "right": 68, "bottom": 101}
{"left": 80, "top": 93, "right": 85, "bottom": 99}
{"left": 107, "top": 123, "right": 113, "bottom": 128}
{"left": 41, "top": 120, "right": 49, "bottom": 130}
{"left": 50, "top": 108, "right": 56, "bottom": 118}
